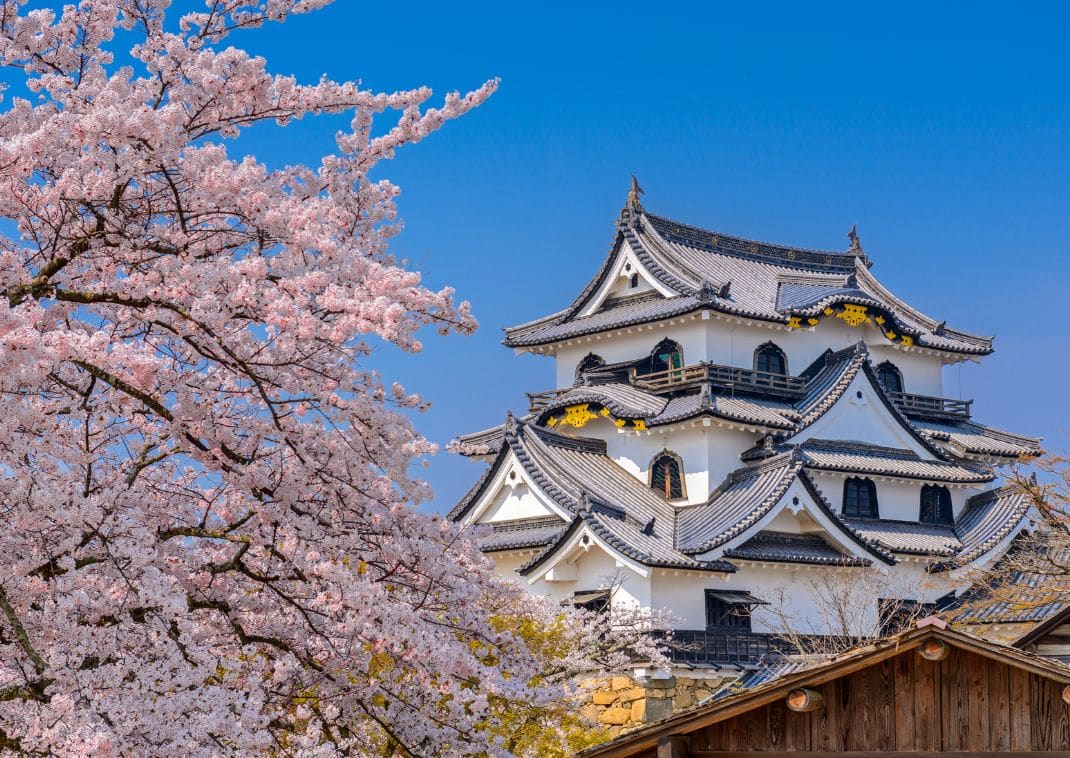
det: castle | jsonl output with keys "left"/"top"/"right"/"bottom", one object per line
{"left": 449, "top": 181, "right": 1041, "bottom": 673}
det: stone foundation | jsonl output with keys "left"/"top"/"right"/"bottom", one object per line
{"left": 579, "top": 672, "right": 729, "bottom": 737}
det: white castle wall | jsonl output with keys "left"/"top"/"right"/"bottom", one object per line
{"left": 550, "top": 314, "right": 947, "bottom": 398}
{"left": 553, "top": 417, "right": 760, "bottom": 505}
{"left": 807, "top": 471, "right": 982, "bottom": 522}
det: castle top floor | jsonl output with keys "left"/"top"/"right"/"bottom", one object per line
{"left": 503, "top": 182, "right": 993, "bottom": 398}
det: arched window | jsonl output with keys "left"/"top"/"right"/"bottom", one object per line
{"left": 876, "top": 361, "right": 904, "bottom": 394}
{"left": 650, "top": 451, "right": 686, "bottom": 500}
{"left": 630, "top": 273, "right": 640, "bottom": 288}
{"left": 754, "top": 342, "right": 788, "bottom": 375}
{"left": 575, "top": 353, "right": 605, "bottom": 380}
{"left": 647, "top": 339, "right": 684, "bottom": 375}
{"left": 920, "top": 484, "right": 953, "bottom": 525}
{"left": 843, "top": 477, "right": 879, "bottom": 518}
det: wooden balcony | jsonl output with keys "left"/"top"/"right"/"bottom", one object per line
{"left": 630, "top": 362, "right": 807, "bottom": 400}
{"left": 888, "top": 391, "right": 972, "bottom": 420}
{"left": 526, "top": 388, "right": 570, "bottom": 413}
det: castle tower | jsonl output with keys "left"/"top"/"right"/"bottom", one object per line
{"left": 449, "top": 185, "right": 1041, "bottom": 668}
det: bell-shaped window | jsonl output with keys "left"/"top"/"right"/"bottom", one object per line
{"left": 647, "top": 339, "right": 684, "bottom": 376}
{"left": 754, "top": 342, "right": 788, "bottom": 375}
{"left": 876, "top": 361, "right": 904, "bottom": 394}
{"left": 576, "top": 353, "right": 605, "bottom": 380}
{"left": 920, "top": 484, "right": 953, "bottom": 525}
{"left": 843, "top": 477, "right": 879, "bottom": 518}
{"left": 650, "top": 451, "right": 686, "bottom": 500}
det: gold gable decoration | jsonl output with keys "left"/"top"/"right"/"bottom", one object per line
{"left": 787, "top": 303, "right": 920, "bottom": 350}
{"left": 546, "top": 402, "right": 648, "bottom": 432}
{"left": 837, "top": 303, "right": 871, "bottom": 327}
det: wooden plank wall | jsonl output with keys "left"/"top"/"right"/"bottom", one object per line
{"left": 688, "top": 647, "right": 1070, "bottom": 752}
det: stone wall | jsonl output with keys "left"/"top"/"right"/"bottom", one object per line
{"left": 579, "top": 673, "right": 729, "bottom": 738}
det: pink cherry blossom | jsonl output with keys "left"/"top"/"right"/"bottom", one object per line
{"left": 0, "top": 2, "right": 666, "bottom": 755}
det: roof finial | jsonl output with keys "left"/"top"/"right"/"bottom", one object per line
{"left": 847, "top": 224, "right": 863, "bottom": 255}
{"left": 627, "top": 175, "right": 645, "bottom": 212}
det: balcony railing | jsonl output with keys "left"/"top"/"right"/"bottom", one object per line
{"left": 888, "top": 391, "right": 972, "bottom": 420}
{"left": 526, "top": 389, "right": 570, "bottom": 414}
{"left": 630, "top": 362, "right": 807, "bottom": 399}
{"left": 662, "top": 629, "right": 787, "bottom": 666}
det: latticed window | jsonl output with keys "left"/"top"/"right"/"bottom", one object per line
{"left": 754, "top": 342, "right": 787, "bottom": 375}
{"left": 920, "top": 484, "right": 953, "bottom": 525}
{"left": 876, "top": 361, "right": 904, "bottom": 393}
{"left": 650, "top": 452, "right": 685, "bottom": 500}
{"left": 843, "top": 477, "right": 879, "bottom": 518}
{"left": 705, "top": 591, "right": 762, "bottom": 630}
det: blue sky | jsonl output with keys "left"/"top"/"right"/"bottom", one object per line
{"left": 235, "top": 1, "right": 1068, "bottom": 510}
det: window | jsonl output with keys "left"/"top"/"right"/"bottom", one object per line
{"left": 920, "top": 484, "right": 953, "bottom": 525}
{"left": 876, "top": 361, "right": 904, "bottom": 394}
{"left": 705, "top": 590, "right": 762, "bottom": 630}
{"left": 754, "top": 342, "right": 788, "bottom": 375}
{"left": 630, "top": 273, "right": 640, "bottom": 288}
{"left": 568, "top": 589, "right": 610, "bottom": 614}
{"left": 575, "top": 353, "right": 605, "bottom": 380}
{"left": 843, "top": 477, "right": 879, "bottom": 518}
{"left": 647, "top": 339, "right": 683, "bottom": 375}
{"left": 650, "top": 451, "right": 686, "bottom": 499}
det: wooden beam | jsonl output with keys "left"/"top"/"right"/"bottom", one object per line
{"left": 918, "top": 637, "right": 949, "bottom": 661}
{"left": 785, "top": 686, "right": 823, "bottom": 712}
{"left": 657, "top": 735, "right": 690, "bottom": 758}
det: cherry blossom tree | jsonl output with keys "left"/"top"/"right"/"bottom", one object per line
{"left": 0, "top": 2, "right": 665, "bottom": 754}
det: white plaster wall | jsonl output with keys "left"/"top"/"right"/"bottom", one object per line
{"left": 518, "top": 544, "right": 652, "bottom": 609}
{"left": 790, "top": 370, "right": 933, "bottom": 456}
{"left": 552, "top": 314, "right": 948, "bottom": 395}
{"left": 556, "top": 418, "right": 759, "bottom": 503}
{"left": 651, "top": 560, "right": 962, "bottom": 635}
{"left": 479, "top": 481, "right": 556, "bottom": 522}
{"left": 806, "top": 471, "right": 988, "bottom": 522}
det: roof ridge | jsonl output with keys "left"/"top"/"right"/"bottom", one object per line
{"left": 643, "top": 210, "right": 854, "bottom": 262}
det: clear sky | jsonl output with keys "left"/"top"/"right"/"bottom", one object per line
{"left": 233, "top": 1, "right": 1069, "bottom": 511}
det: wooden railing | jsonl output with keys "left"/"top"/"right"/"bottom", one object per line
{"left": 630, "top": 362, "right": 806, "bottom": 399}
{"left": 888, "top": 391, "right": 972, "bottom": 420}
{"left": 526, "top": 389, "right": 570, "bottom": 413}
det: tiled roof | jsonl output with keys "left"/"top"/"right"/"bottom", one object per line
{"left": 797, "top": 439, "right": 994, "bottom": 484}
{"left": 842, "top": 486, "right": 1029, "bottom": 564}
{"left": 952, "top": 568, "right": 1067, "bottom": 625}
{"left": 477, "top": 517, "right": 568, "bottom": 552}
{"left": 456, "top": 417, "right": 734, "bottom": 574}
{"left": 724, "top": 531, "right": 873, "bottom": 567}
{"left": 941, "top": 485, "right": 1031, "bottom": 567}
{"left": 649, "top": 387, "right": 797, "bottom": 430}
{"left": 843, "top": 518, "right": 961, "bottom": 557}
{"left": 504, "top": 207, "right": 993, "bottom": 355}
{"left": 676, "top": 455, "right": 803, "bottom": 554}
{"left": 536, "top": 383, "right": 668, "bottom": 419}
{"left": 911, "top": 418, "right": 1043, "bottom": 460}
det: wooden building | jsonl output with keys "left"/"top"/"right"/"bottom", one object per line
{"left": 580, "top": 619, "right": 1070, "bottom": 757}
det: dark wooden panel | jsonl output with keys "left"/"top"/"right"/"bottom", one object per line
{"left": 874, "top": 658, "right": 895, "bottom": 750}
{"left": 1033, "top": 668, "right": 1054, "bottom": 750}
{"left": 767, "top": 700, "right": 786, "bottom": 751}
{"left": 913, "top": 648, "right": 938, "bottom": 751}
{"left": 989, "top": 648, "right": 1011, "bottom": 751}
{"left": 1050, "top": 676, "right": 1070, "bottom": 749}
{"left": 783, "top": 706, "right": 809, "bottom": 751}
{"left": 946, "top": 646, "right": 971, "bottom": 750}
{"left": 814, "top": 679, "right": 837, "bottom": 752}
{"left": 966, "top": 647, "right": 989, "bottom": 751}
{"left": 893, "top": 649, "right": 914, "bottom": 750}
{"left": 1010, "top": 664, "right": 1033, "bottom": 751}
